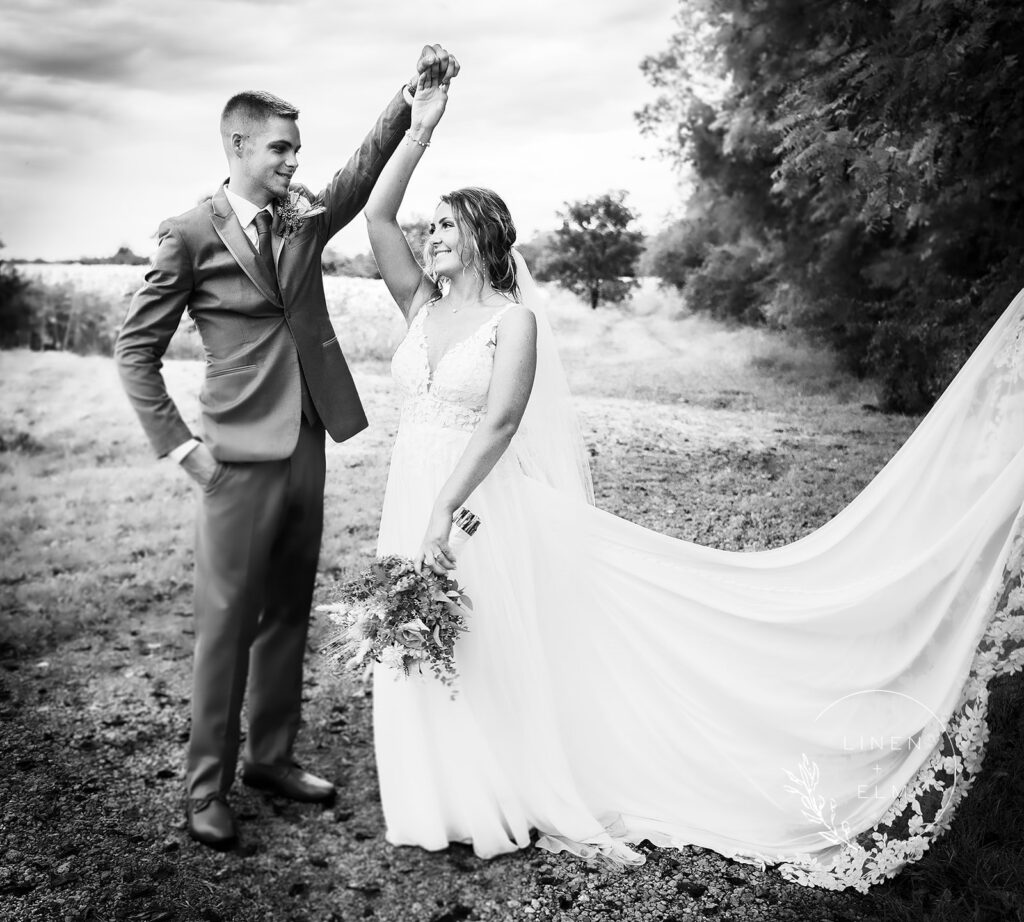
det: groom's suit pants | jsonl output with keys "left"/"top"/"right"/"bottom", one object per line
{"left": 187, "top": 418, "right": 326, "bottom": 797}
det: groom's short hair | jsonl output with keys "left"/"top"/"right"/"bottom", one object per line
{"left": 220, "top": 90, "right": 299, "bottom": 138}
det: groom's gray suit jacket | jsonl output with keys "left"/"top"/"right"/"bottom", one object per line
{"left": 115, "top": 90, "right": 411, "bottom": 460}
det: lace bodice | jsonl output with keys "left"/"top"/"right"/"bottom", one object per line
{"left": 391, "top": 302, "right": 515, "bottom": 432}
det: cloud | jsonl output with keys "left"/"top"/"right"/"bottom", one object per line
{"left": 3, "top": 3, "right": 156, "bottom": 85}
{"left": 0, "top": 0, "right": 297, "bottom": 97}
{"left": 1, "top": 41, "right": 139, "bottom": 85}
{"left": 0, "top": 77, "right": 109, "bottom": 119}
{"left": 0, "top": 0, "right": 682, "bottom": 259}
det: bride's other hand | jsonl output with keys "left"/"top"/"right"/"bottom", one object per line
{"left": 410, "top": 68, "right": 449, "bottom": 134}
{"left": 416, "top": 506, "right": 457, "bottom": 576}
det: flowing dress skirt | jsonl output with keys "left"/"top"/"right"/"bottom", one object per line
{"left": 372, "top": 293, "right": 1024, "bottom": 890}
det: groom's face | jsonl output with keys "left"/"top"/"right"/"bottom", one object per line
{"left": 238, "top": 115, "right": 301, "bottom": 202}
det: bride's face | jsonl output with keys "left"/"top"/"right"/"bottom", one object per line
{"left": 429, "top": 202, "right": 466, "bottom": 278}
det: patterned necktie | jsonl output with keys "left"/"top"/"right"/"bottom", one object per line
{"left": 253, "top": 210, "right": 278, "bottom": 291}
{"left": 253, "top": 209, "right": 316, "bottom": 424}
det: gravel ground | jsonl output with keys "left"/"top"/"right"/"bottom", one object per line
{"left": 0, "top": 646, "right": 881, "bottom": 922}
{"left": 2, "top": 355, "right": 1020, "bottom": 922}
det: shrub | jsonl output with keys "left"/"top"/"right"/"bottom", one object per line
{"left": 23, "top": 281, "right": 124, "bottom": 354}
{"left": 641, "top": 217, "right": 714, "bottom": 290}
{"left": 682, "top": 243, "right": 770, "bottom": 325}
{"left": 0, "top": 261, "right": 33, "bottom": 348}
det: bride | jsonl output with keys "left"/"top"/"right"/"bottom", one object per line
{"left": 356, "top": 63, "right": 1024, "bottom": 890}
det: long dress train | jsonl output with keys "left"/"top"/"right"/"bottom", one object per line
{"left": 370, "top": 289, "right": 1024, "bottom": 891}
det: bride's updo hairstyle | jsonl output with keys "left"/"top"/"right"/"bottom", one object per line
{"left": 427, "top": 187, "right": 520, "bottom": 301}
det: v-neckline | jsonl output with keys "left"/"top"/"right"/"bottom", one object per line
{"left": 419, "top": 302, "right": 512, "bottom": 391}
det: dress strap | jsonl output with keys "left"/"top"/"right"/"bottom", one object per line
{"left": 407, "top": 298, "right": 436, "bottom": 349}
{"left": 411, "top": 297, "right": 435, "bottom": 326}
{"left": 485, "top": 303, "right": 518, "bottom": 346}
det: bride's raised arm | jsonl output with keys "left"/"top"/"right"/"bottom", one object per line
{"left": 364, "top": 61, "right": 454, "bottom": 320}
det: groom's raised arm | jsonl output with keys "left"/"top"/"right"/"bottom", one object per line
{"left": 315, "top": 88, "right": 413, "bottom": 243}
{"left": 317, "top": 45, "right": 458, "bottom": 242}
{"left": 114, "top": 220, "right": 195, "bottom": 458}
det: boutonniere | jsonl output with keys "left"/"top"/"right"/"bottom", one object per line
{"left": 276, "top": 189, "right": 326, "bottom": 238}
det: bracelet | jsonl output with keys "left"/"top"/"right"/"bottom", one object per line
{"left": 405, "top": 130, "right": 430, "bottom": 149}
{"left": 402, "top": 83, "right": 415, "bottom": 106}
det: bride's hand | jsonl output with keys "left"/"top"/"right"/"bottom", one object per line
{"left": 410, "top": 58, "right": 454, "bottom": 134}
{"left": 416, "top": 507, "right": 457, "bottom": 576}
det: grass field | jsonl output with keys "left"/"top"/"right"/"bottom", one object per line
{"left": 1, "top": 278, "right": 1021, "bottom": 922}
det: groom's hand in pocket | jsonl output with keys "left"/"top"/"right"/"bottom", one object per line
{"left": 180, "top": 442, "right": 220, "bottom": 488}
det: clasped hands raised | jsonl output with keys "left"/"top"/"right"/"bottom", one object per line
{"left": 409, "top": 43, "right": 461, "bottom": 130}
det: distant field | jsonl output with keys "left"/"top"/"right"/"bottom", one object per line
{"left": 17, "top": 263, "right": 876, "bottom": 404}
{"left": 17, "top": 263, "right": 405, "bottom": 361}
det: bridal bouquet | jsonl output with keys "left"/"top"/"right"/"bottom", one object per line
{"left": 318, "top": 508, "right": 481, "bottom": 690}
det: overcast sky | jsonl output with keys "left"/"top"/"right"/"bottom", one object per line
{"left": 0, "top": 0, "right": 684, "bottom": 261}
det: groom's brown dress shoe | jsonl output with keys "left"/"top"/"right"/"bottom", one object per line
{"left": 186, "top": 793, "right": 237, "bottom": 850}
{"left": 241, "top": 761, "right": 337, "bottom": 803}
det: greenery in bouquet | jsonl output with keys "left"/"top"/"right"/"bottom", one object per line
{"left": 319, "top": 554, "right": 473, "bottom": 690}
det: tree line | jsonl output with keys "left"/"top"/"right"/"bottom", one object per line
{"left": 638, "top": 0, "right": 1024, "bottom": 412}
{"left": 8, "top": 1, "right": 1019, "bottom": 412}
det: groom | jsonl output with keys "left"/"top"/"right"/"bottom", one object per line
{"left": 115, "top": 45, "right": 458, "bottom": 849}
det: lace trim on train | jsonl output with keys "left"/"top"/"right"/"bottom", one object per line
{"left": 756, "top": 507, "right": 1024, "bottom": 891}
{"left": 994, "top": 306, "right": 1024, "bottom": 385}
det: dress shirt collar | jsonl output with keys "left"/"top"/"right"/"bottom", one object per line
{"left": 224, "top": 185, "right": 274, "bottom": 229}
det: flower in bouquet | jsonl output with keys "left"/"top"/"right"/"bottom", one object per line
{"left": 394, "top": 617, "right": 430, "bottom": 650}
{"left": 346, "top": 600, "right": 377, "bottom": 641}
{"left": 351, "top": 637, "right": 374, "bottom": 667}
{"left": 380, "top": 643, "right": 412, "bottom": 671}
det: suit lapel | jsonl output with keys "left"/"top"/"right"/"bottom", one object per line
{"left": 209, "top": 184, "right": 283, "bottom": 307}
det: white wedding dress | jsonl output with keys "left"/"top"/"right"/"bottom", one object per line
{"left": 371, "top": 284, "right": 1024, "bottom": 891}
